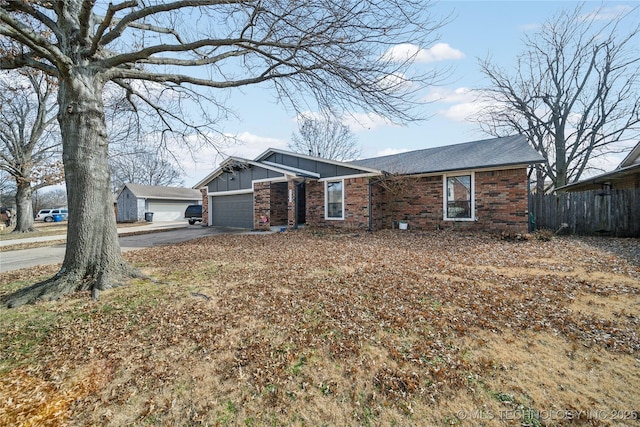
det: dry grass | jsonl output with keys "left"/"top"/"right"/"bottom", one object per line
{"left": 0, "top": 221, "right": 147, "bottom": 240}
{"left": 0, "top": 229, "right": 638, "bottom": 426}
{"left": 0, "top": 221, "right": 68, "bottom": 239}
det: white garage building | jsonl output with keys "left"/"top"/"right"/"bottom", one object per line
{"left": 116, "top": 183, "right": 201, "bottom": 222}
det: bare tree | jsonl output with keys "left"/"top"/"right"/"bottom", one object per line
{"left": 474, "top": 4, "right": 640, "bottom": 192}
{"left": 0, "top": 169, "right": 16, "bottom": 207}
{"left": 110, "top": 142, "right": 184, "bottom": 192}
{"left": 33, "top": 187, "right": 67, "bottom": 213}
{"left": 289, "top": 115, "right": 360, "bottom": 161}
{"left": 0, "top": 0, "right": 446, "bottom": 307}
{"left": 0, "top": 70, "right": 62, "bottom": 233}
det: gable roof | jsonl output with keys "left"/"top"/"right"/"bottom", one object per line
{"left": 619, "top": 141, "right": 640, "bottom": 168}
{"left": 122, "top": 183, "right": 201, "bottom": 200}
{"left": 193, "top": 149, "right": 381, "bottom": 188}
{"left": 255, "top": 148, "right": 381, "bottom": 175}
{"left": 349, "top": 135, "right": 543, "bottom": 175}
{"left": 192, "top": 155, "right": 323, "bottom": 189}
{"left": 194, "top": 135, "right": 543, "bottom": 189}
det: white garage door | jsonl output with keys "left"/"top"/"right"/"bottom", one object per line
{"left": 147, "top": 201, "right": 191, "bottom": 221}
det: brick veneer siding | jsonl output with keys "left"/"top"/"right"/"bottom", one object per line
{"left": 372, "top": 175, "right": 443, "bottom": 230}
{"left": 474, "top": 168, "right": 529, "bottom": 233}
{"left": 305, "top": 168, "right": 529, "bottom": 233}
{"left": 200, "top": 188, "right": 208, "bottom": 226}
{"left": 253, "top": 181, "right": 289, "bottom": 230}
{"left": 372, "top": 168, "right": 529, "bottom": 233}
{"left": 306, "top": 177, "right": 370, "bottom": 229}
{"left": 254, "top": 182, "right": 271, "bottom": 230}
{"left": 271, "top": 182, "right": 288, "bottom": 226}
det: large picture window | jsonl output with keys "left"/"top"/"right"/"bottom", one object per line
{"left": 444, "top": 173, "right": 474, "bottom": 220}
{"left": 325, "top": 180, "right": 344, "bottom": 220}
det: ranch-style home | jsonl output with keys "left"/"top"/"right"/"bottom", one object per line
{"left": 193, "top": 135, "right": 544, "bottom": 234}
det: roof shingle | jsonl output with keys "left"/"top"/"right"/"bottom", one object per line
{"left": 124, "top": 183, "right": 201, "bottom": 200}
{"left": 349, "top": 135, "right": 543, "bottom": 174}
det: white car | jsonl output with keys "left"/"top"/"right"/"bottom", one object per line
{"left": 35, "top": 208, "right": 68, "bottom": 222}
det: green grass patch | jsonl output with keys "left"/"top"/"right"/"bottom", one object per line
{"left": 0, "top": 306, "right": 59, "bottom": 373}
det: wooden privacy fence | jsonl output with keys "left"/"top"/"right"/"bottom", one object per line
{"left": 530, "top": 188, "right": 640, "bottom": 237}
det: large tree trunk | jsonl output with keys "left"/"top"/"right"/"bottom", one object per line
{"left": 2, "top": 72, "right": 141, "bottom": 308}
{"left": 13, "top": 178, "right": 34, "bottom": 233}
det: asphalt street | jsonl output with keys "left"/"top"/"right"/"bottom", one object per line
{"left": 0, "top": 225, "right": 249, "bottom": 273}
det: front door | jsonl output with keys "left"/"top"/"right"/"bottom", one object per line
{"left": 296, "top": 182, "right": 306, "bottom": 226}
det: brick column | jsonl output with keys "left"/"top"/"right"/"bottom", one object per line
{"left": 254, "top": 182, "right": 271, "bottom": 231}
{"left": 200, "top": 188, "right": 208, "bottom": 226}
{"left": 287, "top": 180, "right": 296, "bottom": 228}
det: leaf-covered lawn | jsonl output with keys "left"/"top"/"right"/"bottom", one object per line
{"left": 1, "top": 230, "right": 639, "bottom": 426}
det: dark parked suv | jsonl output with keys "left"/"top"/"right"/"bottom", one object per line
{"left": 184, "top": 204, "right": 203, "bottom": 225}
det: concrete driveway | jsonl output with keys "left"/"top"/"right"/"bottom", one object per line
{"left": 0, "top": 225, "right": 251, "bottom": 273}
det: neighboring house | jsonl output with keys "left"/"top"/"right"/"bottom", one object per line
{"left": 194, "top": 135, "right": 544, "bottom": 234}
{"left": 556, "top": 141, "right": 640, "bottom": 192}
{"left": 549, "top": 141, "right": 640, "bottom": 237}
{"left": 116, "top": 183, "right": 201, "bottom": 222}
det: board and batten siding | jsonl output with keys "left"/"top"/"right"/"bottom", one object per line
{"left": 116, "top": 186, "right": 140, "bottom": 222}
{"left": 207, "top": 167, "right": 284, "bottom": 193}
{"left": 262, "top": 152, "right": 366, "bottom": 178}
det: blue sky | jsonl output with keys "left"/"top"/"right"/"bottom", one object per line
{"left": 180, "top": 1, "right": 640, "bottom": 187}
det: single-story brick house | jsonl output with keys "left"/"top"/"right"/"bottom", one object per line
{"left": 116, "top": 183, "right": 201, "bottom": 222}
{"left": 193, "top": 135, "right": 544, "bottom": 233}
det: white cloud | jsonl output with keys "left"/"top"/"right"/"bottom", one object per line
{"left": 422, "top": 87, "right": 487, "bottom": 123}
{"left": 582, "top": 5, "right": 633, "bottom": 22}
{"left": 424, "top": 87, "right": 473, "bottom": 104}
{"left": 377, "top": 72, "right": 412, "bottom": 91}
{"left": 176, "top": 131, "right": 287, "bottom": 186}
{"left": 293, "top": 111, "right": 396, "bottom": 133}
{"left": 221, "top": 131, "right": 288, "bottom": 159}
{"left": 342, "top": 113, "right": 397, "bottom": 132}
{"left": 293, "top": 111, "right": 325, "bottom": 123}
{"left": 440, "top": 101, "right": 485, "bottom": 122}
{"left": 382, "top": 43, "right": 464, "bottom": 64}
{"left": 585, "top": 155, "right": 622, "bottom": 177}
{"left": 519, "top": 23, "right": 540, "bottom": 32}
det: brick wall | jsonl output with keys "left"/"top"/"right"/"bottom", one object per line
{"left": 254, "top": 182, "right": 270, "bottom": 230}
{"left": 474, "top": 168, "right": 529, "bottom": 233}
{"left": 306, "top": 177, "right": 370, "bottom": 229}
{"left": 373, "top": 168, "right": 529, "bottom": 233}
{"left": 249, "top": 168, "right": 528, "bottom": 233}
{"left": 305, "top": 168, "right": 529, "bottom": 233}
{"left": 200, "top": 188, "right": 208, "bottom": 226}
{"left": 270, "top": 182, "right": 288, "bottom": 226}
{"left": 372, "top": 175, "right": 442, "bottom": 230}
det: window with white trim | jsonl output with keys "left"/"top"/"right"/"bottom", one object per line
{"left": 444, "top": 173, "right": 474, "bottom": 220}
{"left": 325, "top": 180, "right": 344, "bottom": 220}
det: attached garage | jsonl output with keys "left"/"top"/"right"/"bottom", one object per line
{"left": 210, "top": 192, "right": 254, "bottom": 228}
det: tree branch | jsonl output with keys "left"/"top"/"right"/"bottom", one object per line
{"left": 0, "top": 10, "right": 70, "bottom": 71}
